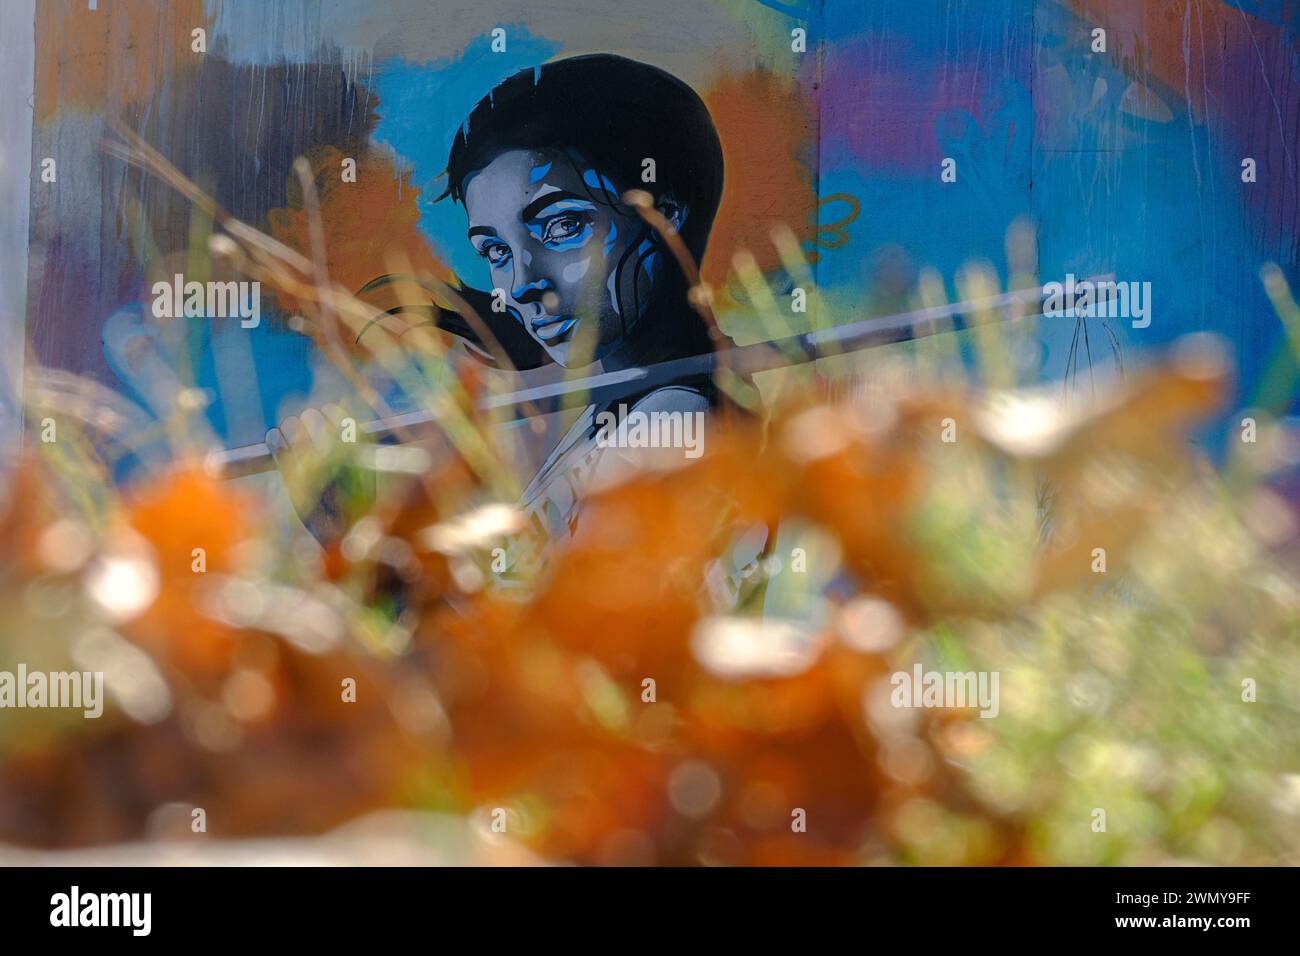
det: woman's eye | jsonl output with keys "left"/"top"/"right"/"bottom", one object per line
{"left": 542, "top": 214, "right": 588, "bottom": 244}
{"left": 480, "top": 243, "right": 510, "bottom": 266}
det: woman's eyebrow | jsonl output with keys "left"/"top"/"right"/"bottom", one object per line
{"left": 467, "top": 226, "right": 498, "bottom": 240}
{"left": 521, "top": 191, "right": 595, "bottom": 221}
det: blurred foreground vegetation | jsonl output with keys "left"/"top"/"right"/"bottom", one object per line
{"left": 2, "top": 149, "right": 1299, "bottom": 864}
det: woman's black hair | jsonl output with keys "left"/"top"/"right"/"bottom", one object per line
{"left": 442, "top": 53, "right": 725, "bottom": 371}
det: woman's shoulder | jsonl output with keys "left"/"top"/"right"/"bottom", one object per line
{"left": 625, "top": 383, "right": 712, "bottom": 415}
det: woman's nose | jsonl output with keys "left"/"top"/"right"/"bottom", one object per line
{"left": 511, "top": 275, "right": 553, "bottom": 304}
{"left": 511, "top": 247, "right": 555, "bottom": 305}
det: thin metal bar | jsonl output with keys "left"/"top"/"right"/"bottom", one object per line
{"left": 206, "top": 278, "right": 1108, "bottom": 479}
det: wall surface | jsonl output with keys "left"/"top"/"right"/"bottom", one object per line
{"left": 17, "top": 0, "right": 1300, "bottom": 461}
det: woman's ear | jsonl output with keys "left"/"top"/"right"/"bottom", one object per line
{"left": 655, "top": 195, "right": 689, "bottom": 233}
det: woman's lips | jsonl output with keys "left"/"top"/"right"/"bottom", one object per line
{"left": 531, "top": 315, "right": 578, "bottom": 343}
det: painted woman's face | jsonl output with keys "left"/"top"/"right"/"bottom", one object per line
{"left": 462, "top": 149, "right": 674, "bottom": 368}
